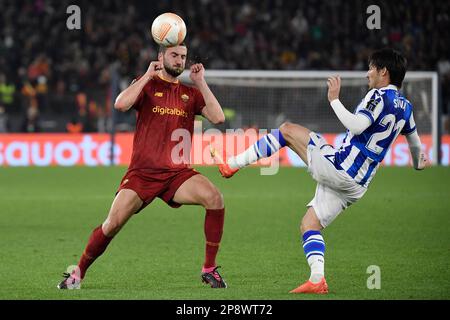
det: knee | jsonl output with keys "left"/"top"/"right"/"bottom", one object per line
{"left": 201, "top": 188, "right": 224, "bottom": 209}
{"left": 300, "top": 215, "right": 322, "bottom": 234}
{"left": 103, "top": 215, "right": 125, "bottom": 237}
{"left": 279, "top": 122, "right": 294, "bottom": 139}
{"left": 300, "top": 220, "right": 309, "bottom": 234}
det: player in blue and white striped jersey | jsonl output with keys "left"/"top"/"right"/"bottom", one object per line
{"left": 212, "top": 48, "right": 427, "bottom": 294}
{"left": 333, "top": 82, "right": 417, "bottom": 188}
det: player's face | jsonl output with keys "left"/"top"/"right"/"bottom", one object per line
{"left": 366, "top": 64, "right": 380, "bottom": 89}
{"left": 367, "top": 63, "right": 388, "bottom": 89}
{"left": 161, "top": 46, "right": 187, "bottom": 77}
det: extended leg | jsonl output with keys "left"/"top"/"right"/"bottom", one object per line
{"left": 172, "top": 174, "right": 227, "bottom": 288}
{"left": 278, "top": 122, "right": 311, "bottom": 164}
{"left": 58, "top": 189, "right": 143, "bottom": 289}
{"left": 217, "top": 122, "right": 312, "bottom": 178}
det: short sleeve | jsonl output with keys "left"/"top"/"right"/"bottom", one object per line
{"left": 357, "top": 89, "right": 384, "bottom": 124}
{"left": 401, "top": 111, "right": 417, "bottom": 135}
{"left": 192, "top": 88, "right": 206, "bottom": 115}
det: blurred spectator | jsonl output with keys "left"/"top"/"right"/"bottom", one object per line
{"left": 49, "top": 79, "right": 75, "bottom": 114}
{"left": 0, "top": 106, "right": 10, "bottom": 132}
{"left": 27, "top": 55, "right": 50, "bottom": 81}
{"left": 20, "top": 80, "right": 38, "bottom": 111}
{"left": 21, "top": 105, "right": 40, "bottom": 132}
{"left": 35, "top": 75, "right": 49, "bottom": 112}
{"left": 0, "top": 73, "right": 16, "bottom": 113}
{"left": 66, "top": 118, "right": 83, "bottom": 133}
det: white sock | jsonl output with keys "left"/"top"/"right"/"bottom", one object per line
{"left": 307, "top": 255, "right": 325, "bottom": 283}
{"left": 228, "top": 131, "right": 286, "bottom": 169}
{"left": 228, "top": 147, "right": 259, "bottom": 169}
{"left": 303, "top": 231, "right": 326, "bottom": 284}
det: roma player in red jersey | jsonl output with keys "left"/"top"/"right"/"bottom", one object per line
{"left": 58, "top": 43, "right": 227, "bottom": 289}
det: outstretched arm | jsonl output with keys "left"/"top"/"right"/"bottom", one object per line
{"left": 405, "top": 131, "right": 427, "bottom": 170}
{"left": 114, "top": 61, "right": 162, "bottom": 112}
{"left": 190, "top": 63, "right": 225, "bottom": 124}
{"left": 327, "top": 76, "right": 371, "bottom": 135}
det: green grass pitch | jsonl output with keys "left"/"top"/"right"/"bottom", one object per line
{"left": 0, "top": 166, "right": 449, "bottom": 300}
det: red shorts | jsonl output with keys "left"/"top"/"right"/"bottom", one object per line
{"left": 116, "top": 167, "right": 200, "bottom": 213}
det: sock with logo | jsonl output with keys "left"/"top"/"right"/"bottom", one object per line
{"left": 302, "top": 230, "right": 325, "bottom": 284}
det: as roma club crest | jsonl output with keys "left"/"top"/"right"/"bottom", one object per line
{"left": 181, "top": 94, "right": 189, "bottom": 103}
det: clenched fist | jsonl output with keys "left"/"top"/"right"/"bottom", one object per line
{"left": 189, "top": 63, "right": 205, "bottom": 85}
{"left": 145, "top": 61, "right": 163, "bottom": 79}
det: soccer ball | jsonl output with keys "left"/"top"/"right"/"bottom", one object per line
{"left": 151, "top": 12, "right": 187, "bottom": 47}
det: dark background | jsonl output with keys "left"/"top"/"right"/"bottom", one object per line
{"left": 0, "top": 0, "right": 448, "bottom": 133}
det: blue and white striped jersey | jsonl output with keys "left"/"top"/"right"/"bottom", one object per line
{"left": 334, "top": 85, "right": 417, "bottom": 187}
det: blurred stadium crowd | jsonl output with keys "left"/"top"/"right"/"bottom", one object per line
{"left": 0, "top": 0, "right": 449, "bottom": 133}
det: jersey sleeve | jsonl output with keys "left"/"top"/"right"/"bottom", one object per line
{"left": 357, "top": 89, "right": 384, "bottom": 125}
{"left": 401, "top": 111, "right": 417, "bottom": 135}
{"left": 192, "top": 87, "right": 206, "bottom": 115}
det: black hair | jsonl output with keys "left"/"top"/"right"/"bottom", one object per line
{"left": 158, "top": 41, "right": 187, "bottom": 54}
{"left": 368, "top": 48, "right": 407, "bottom": 88}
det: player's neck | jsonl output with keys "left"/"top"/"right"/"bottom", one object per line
{"left": 373, "top": 81, "right": 391, "bottom": 90}
{"left": 158, "top": 71, "right": 179, "bottom": 84}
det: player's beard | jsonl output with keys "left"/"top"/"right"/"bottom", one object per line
{"left": 164, "top": 62, "right": 184, "bottom": 78}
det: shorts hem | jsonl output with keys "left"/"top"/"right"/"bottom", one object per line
{"left": 160, "top": 169, "right": 200, "bottom": 208}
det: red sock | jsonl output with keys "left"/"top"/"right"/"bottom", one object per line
{"left": 203, "top": 208, "right": 225, "bottom": 268}
{"left": 77, "top": 225, "right": 113, "bottom": 279}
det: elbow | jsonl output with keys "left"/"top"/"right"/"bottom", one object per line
{"left": 350, "top": 127, "right": 364, "bottom": 136}
{"left": 213, "top": 115, "right": 226, "bottom": 125}
{"left": 114, "top": 99, "right": 129, "bottom": 112}
{"left": 114, "top": 99, "right": 124, "bottom": 111}
{"left": 207, "top": 109, "right": 225, "bottom": 124}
